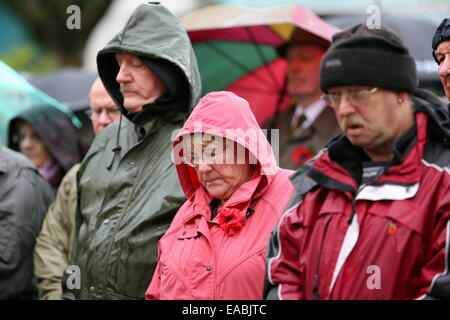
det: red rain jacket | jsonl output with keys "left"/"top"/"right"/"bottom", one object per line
{"left": 264, "top": 90, "right": 450, "bottom": 300}
{"left": 146, "top": 91, "right": 294, "bottom": 300}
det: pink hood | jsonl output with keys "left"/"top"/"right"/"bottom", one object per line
{"left": 147, "top": 92, "right": 294, "bottom": 300}
{"left": 173, "top": 91, "right": 279, "bottom": 202}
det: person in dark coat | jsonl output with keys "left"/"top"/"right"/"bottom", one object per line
{"left": 8, "top": 105, "right": 83, "bottom": 191}
{"left": 0, "top": 146, "right": 54, "bottom": 299}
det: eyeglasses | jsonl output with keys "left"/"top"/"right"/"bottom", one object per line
{"left": 322, "top": 87, "right": 378, "bottom": 109}
{"left": 85, "top": 108, "right": 121, "bottom": 119}
{"left": 182, "top": 145, "right": 228, "bottom": 168}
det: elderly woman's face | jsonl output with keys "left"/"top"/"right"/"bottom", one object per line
{"left": 16, "top": 121, "right": 52, "bottom": 168}
{"left": 183, "top": 135, "right": 254, "bottom": 202}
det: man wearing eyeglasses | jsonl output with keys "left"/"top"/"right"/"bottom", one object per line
{"left": 33, "top": 78, "right": 121, "bottom": 299}
{"left": 87, "top": 78, "right": 122, "bottom": 133}
{"left": 264, "top": 28, "right": 341, "bottom": 170}
{"left": 264, "top": 24, "right": 450, "bottom": 300}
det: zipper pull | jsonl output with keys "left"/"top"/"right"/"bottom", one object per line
{"left": 245, "top": 208, "right": 254, "bottom": 218}
{"left": 348, "top": 185, "right": 363, "bottom": 225}
{"left": 106, "top": 145, "right": 122, "bottom": 170}
{"left": 348, "top": 206, "right": 356, "bottom": 225}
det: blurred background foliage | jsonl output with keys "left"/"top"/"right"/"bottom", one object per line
{"left": 1, "top": 0, "right": 448, "bottom": 76}
{"left": 1, "top": 0, "right": 111, "bottom": 72}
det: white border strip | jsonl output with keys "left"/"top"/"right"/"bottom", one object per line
{"left": 421, "top": 159, "right": 450, "bottom": 175}
{"left": 356, "top": 183, "right": 419, "bottom": 201}
{"left": 329, "top": 213, "right": 360, "bottom": 294}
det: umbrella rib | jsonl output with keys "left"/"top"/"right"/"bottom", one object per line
{"left": 243, "top": 26, "right": 281, "bottom": 88}
{"left": 206, "top": 42, "right": 276, "bottom": 88}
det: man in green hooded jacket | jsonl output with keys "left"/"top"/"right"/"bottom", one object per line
{"left": 63, "top": 2, "right": 201, "bottom": 299}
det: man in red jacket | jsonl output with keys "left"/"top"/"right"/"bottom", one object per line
{"left": 264, "top": 24, "right": 450, "bottom": 300}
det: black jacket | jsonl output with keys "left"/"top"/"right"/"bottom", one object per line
{"left": 8, "top": 104, "right": 83, "bottom": 189}
{"left": 0, "top": 147, "right": 54, "bottom": 299}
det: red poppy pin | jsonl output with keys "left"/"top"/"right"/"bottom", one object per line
{"left": 217, "top": 207, "right": 246, "bottom": 236}
{"left": 388, "top": 222, "right": 398, "bottom": 235}
{"left": 291, "top": 145, "right": 315, "bottom": 166}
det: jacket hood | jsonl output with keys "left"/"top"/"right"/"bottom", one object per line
{"left": 412, "top": 88, "right": 450, "bottom": 146}
{"left": 173, "top": 91, "right": 279, "bottom": 202}
{"left": 96, "top": 2, "right": 201, "bottom": 126}
{"left": 8, "top": 105, "right": 82, "bottom": 172}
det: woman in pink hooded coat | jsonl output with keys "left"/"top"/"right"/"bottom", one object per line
{"left": 146, "top": 91, "right": 295, "bottom": 300}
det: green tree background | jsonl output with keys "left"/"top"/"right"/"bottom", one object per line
{"left": 2, "top": 0, "right": 111, "bottom": 72}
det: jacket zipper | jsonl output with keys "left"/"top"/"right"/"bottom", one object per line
{"left": 327, "top": 185, "right": 365, "bottom": 298}
{"left": 313, "top": 185, "right": 364, "bottom": 300}
{"left": 312, "top": 215, "right": 332, "bottom": 300}
{"left": 348, "top": 184, "right": 365, "bottom": 225}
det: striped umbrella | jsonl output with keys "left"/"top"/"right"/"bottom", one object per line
{"left": 181, "top": 4, "right": 339, "bottom": 125}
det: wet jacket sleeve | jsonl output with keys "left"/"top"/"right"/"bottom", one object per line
{"left": 34, "top": 165, "right": 79, "bottom": 300}
{"left": 145, "top": 247, "right": 162, "bottom": 300}
{"left": 264, "top": 200, "right": 305, "bottom": 300}
{"left": 0, "top": 168, "right": 54, "bottom": 299}
{"left": 417, "top": 182, "right": 450, "bottom": 300}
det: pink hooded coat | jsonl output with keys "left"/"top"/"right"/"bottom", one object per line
{"left": 146, "top": 91, "right": 294, "bottom": 300}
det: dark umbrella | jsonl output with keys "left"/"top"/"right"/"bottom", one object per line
{"left": 324, "top": 14, "right": 441, "bottom": 92}
{"left": 27, "top": 68, "right": 98, "bottom": 153}
{"left": 27, "top": 67, "right": 98, "bottom": 111}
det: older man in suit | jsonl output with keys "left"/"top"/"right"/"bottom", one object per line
{"left": 264, "top": 28, "right": 341, "bottom": 170}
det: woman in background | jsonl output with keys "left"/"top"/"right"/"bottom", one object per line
{"left": 9, "top": 105, "right": 82, "bottom": 191}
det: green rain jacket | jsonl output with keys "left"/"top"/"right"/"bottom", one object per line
{"left": 65, "top": 3, "right": 201, "bottom": 300}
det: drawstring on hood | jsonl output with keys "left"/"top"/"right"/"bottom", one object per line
{"left": 106, "top": 114, "right": 123, "bottom": 170}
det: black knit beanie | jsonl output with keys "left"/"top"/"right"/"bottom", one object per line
{"left": 320, "top": 24, "right": 418, "bottom": 93}
{"left": 432, "top": 18, "right": 450, "bottom": 64}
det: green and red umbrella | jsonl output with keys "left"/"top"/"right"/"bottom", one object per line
{"left": 182, "top": 4, "right": 339, "bottom": 125}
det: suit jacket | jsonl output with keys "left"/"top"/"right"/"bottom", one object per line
{"left": 264, "top": 103, "right": 341, "bottom": 170}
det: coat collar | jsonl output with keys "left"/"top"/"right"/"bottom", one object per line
{"left": 182, "top": 174, "right": 264, "bottom": 225}
{"left": 304, "top": 112, "right": 428, "bottom": 193}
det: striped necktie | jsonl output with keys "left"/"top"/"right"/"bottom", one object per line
{"left": 291, "top": 113, "right": 307, "bottom": 136}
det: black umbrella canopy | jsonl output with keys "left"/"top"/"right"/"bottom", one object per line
{"left": 27, "top": 68, "right": 98, "bottom": 154}
{"left": 28, "top": 68, "right": 98, "bottom": 111}
{"left": 325, "top": 15, "right": 441, "bottom": 90}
